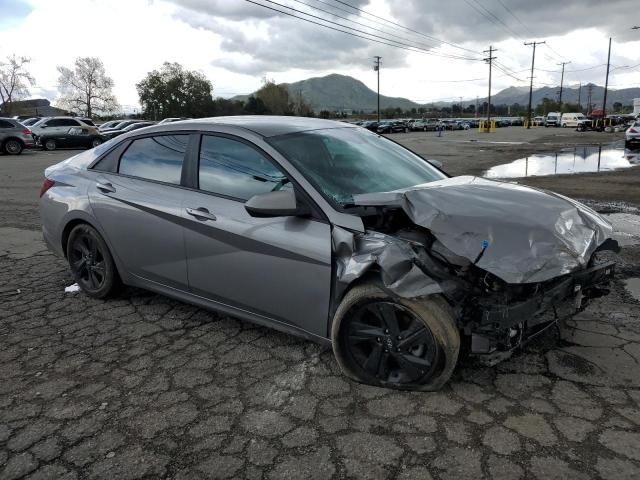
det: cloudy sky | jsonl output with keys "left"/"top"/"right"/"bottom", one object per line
{"left": 1, "top": 0, "right": 639, "bottom": 109}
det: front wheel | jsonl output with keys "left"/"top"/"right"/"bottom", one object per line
{"left": 331, "top": 283, "right": 460, "bottom": 391}
{"left": 91, "top": 138, "right": 103, "bottom": 148}
{"left": 4, "top": 139, "right": 23, "bottom": 155}
{"left": 66, "top": 224, "right": 120, "bottom": 299}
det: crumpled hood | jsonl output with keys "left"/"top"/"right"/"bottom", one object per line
{"left": 353, "top": 176, "right": 614, "bottom": 284}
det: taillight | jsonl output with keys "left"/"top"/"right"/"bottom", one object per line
{"left": 40, "top": 178, "right": 55, "bottom": 198}
{"left": 23, "top": 128, "right": 32, "bottom": 135}
{"left": 630, "top": 128, "right": 638, "bottom": 133}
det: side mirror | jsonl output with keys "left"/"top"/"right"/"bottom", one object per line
{"left": 427, "top": 158, "right": 444, "bottom": 169}
{"left": 40, "top": 125, "right": 47, "bottom": 129}
{"left": 245, "top": 189, "right": 310, "bottom": 218}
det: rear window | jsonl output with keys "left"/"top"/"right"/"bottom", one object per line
{"left": 118, "top": 135, "right": 188, "bottom": 184}
{"left": 0, "top": 119, "right": 15, "bottom": 128}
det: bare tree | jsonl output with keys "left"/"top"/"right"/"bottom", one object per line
{"left": 0, "top": 54, "right": 35, "bottom": 115}
{"left": 57, "top": 57, "right": 118, "bottom": 117}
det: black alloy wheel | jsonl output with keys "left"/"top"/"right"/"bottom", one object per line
{"left": 66, "top": 224, "right": 120, "bottom": 298}
{"left": 342, "top": 300, "right": 440, "bottom": 384}
{"left": 4, "top": 139, "right": 23, "bottom": 155}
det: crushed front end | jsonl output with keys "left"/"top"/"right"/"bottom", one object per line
{"left": 334, "top": 176, "right": 620, "bottom": 363}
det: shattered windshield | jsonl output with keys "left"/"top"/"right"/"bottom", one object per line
{"left": 268, "top": 127, "right": 446, "bottom": 205}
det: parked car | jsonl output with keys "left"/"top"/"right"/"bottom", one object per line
{"left": 625, "top": 121, "right": 640, "bottom": 147}
{"left": 75, "top": 117, "right": 97, "bottom": 128}
{"left": 101, "top": 121, "right": 156, "bottom": 139}
{"left": 0, "top": 117, "right": 35, "bottom": 154}
{"left": 21, "top": 117, "right": 43, "bottom": 127}
{"left": 377, "top": 121, "right": 408, "bottom": 134}
{"left": 31, "top": 117, "right": 99, "bottom": 139}
{"left": 361, "top": 121, "right": 379, "bottom": 132}
{"left": 39, "top": 116, "right": 617, "bottom": 390}
{"left": 38, "top": 127, "right": 105, "bottom": 151}
{"left": 159, "top": 117, "right": 190, "bottom": 124}
{"left": 99, "top": 120, "right": 142, "bottom": 133}
{"left": 98, "top": 120, "right": 125, "bottom": 131}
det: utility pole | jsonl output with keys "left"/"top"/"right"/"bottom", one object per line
{"left": 483, "top": 46, "right": 497, "bottom": 124}
{"left": 557, "top": 61, "right": 571, "bottom": 112}
{"left": 524, "top": 41, "right": 545, "bottom": 129}
{"left": 577, "top": 82, "right": 582, "bottom": 111}
{"left": 475, "top": 96, "right": 478, "bottom": 118}
{"left": 587, "top": 84, "right": 594, "bottom": 115}
{"left": 602, "top": 37, "right": 612, "bottom": 118}
{"left": 373, "top": 56, "right": 381, "bottom": 122}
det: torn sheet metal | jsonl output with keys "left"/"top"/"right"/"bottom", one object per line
{"left": 332, "top": 227, "right": 442, "bottom": 298}
{"left": 354, "top": 176, "right": 614, "bottom": 284}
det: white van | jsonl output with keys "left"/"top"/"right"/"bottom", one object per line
{"left": 560, "top": 113, "right": 587, "bottom": 128}
{"left": 545, "top": 112, "right": 561, "bottom": 127}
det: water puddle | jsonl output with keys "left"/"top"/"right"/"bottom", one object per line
{"left": 484, "top": 146, "right": 639, "bottom": 178}
{"left": 624, "top": 278, "right": 640, "bottom": 302}
{"left": 603, "top": 213, "right": 640, "bottom": 247}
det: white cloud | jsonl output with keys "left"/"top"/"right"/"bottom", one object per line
{"left": 0, "top": 0, "right": 638, "bottom": 110}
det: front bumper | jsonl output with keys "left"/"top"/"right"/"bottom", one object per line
{"left": 469, "top": 261, "right": 615, "bottom": 354}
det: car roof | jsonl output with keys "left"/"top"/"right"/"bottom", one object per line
{"left": 161, "top": 116, "right": 357, "bottom": 137}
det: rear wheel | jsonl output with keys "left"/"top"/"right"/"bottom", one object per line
{"left": 4, "top": 139, "right": 23, "bottom": 155}
{"left": 332, "top": 283, "right": 460, "bottom": 390}
{"left": 44, "top": 139, "right": 57, "bottom": 151}
{"left": 66, "top": 224, "right": 120, "bottom": 299}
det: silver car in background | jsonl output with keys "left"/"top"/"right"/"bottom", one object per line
{"left": 39, "top": 116, "right": 618, "bottom": 390}
{"left": 0, "top": 117, "right": 36, "bottom": 154}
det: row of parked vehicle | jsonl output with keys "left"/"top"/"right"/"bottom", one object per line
{"left": 0, "top": 115, "right": 189, "bottom": 155}
{"left": 350, "top": 117, "right": 524, "bottom": 134}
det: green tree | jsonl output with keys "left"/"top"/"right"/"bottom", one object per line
{"left": 136, "top": 62, "right": 213, "bottom": 119}
{"left": 612, "top": 101, "right": 623, "bottom": 113}
{"left": 244, "top": 95, "right": 268, "bottom": 114}
{"left": 256, "top": 79, "right": 291, "bottom": 115}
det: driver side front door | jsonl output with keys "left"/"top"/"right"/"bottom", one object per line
{"left": 181, "top": 134, "right": 332, "bottom": 338}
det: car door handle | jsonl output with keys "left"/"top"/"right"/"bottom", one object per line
{"left": 186, "top": 207, "right": 217, "bottom": 221}
{"left": 96, "top": 182, "right": 116, "bottom": 193}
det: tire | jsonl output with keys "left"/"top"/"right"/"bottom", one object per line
{"left": 331, "top": 282, "right": 460, "bottom": 391}
{"left": 4, "top": 139, "right": 23, "bottom": 155}
{"left": 44, "top": 139, "right": 57, "bottom": 151}
{"left": 91, "top": 138, "right": 103, "bottom": 148}
{"left": 66, "top": 224, "right": 120, "bottom": 299}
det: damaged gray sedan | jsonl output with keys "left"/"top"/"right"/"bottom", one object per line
{"left": 39, "top": 116, "right": 618, "bottom": 390}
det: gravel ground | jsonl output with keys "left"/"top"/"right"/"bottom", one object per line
{"left": 1, "top": 141, "right": 640, "bottom": 480}
{"left": 395, "top": 127, "right": 640, "bottom": 205}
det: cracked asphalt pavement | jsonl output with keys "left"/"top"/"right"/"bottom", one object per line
{"left": 1, "top": 149, "right": 640, "bottom": 480}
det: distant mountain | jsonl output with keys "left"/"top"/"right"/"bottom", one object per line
{"left": 231, "top": 73, "right": 421, "bottom": 112}
{"left": 485, "top": 84, "right": 640, "bottom": 108}
{"left": 229, "top": 74, "right": 640, "bottom": 112}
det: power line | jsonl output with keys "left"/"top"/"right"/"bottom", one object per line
{"left": 494, "top": 0, "right": 535, "bottom": 37}
{"left": 327, "top": 0, "right": 482, "bottom": 56}
{"left": 290, "top": 0, "right": 445, "bottom": 53}
{"left": 244, "top": 0, "right": 480, "bottom": 60}
{"left": 464, "top": 0, "right": 523, "bottom": 41}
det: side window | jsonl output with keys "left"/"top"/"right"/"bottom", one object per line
{"left": 118, "top": 135, "right": 188, "bottom": 184}
{"left": 0, "top": 120, "right": 13, "bottom": 128}
{"left": 198, "top": 135, "right": 287, "bottom": 201}
{"left": 47, "top": 119, "right": 62, "bottom": 127}
{"left": 62, "top": 119, "right": 81, "bottom": 127}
